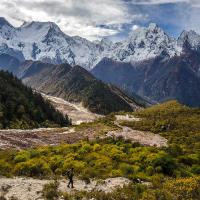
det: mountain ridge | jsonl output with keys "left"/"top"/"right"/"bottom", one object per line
{"left": 0, "top": 17, "right": 200, "bottom": 70}
{"left": 92, "top": 49, "right": 200, "bottom": 107}
{"left": 19, "top": 61, "right": 145, "bottom": 114}
{"left": 1, "top": 17, "right": 200, "bottom": 107}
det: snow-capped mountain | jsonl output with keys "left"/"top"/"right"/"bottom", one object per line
{"left": 178, "top": 30, "right": 200, "bottom": 51}
{"left": 0, "top": 17, "right": 200, "bottom": 70}
{"left": 0, "top": 17, "right": 102, "bottom": 69}
{"left": 107, "top": 23, "right": 181, "bottom": 63}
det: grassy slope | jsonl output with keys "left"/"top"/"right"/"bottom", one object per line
{"left": 120, "top": 100, "right": 200, "bottom": 154}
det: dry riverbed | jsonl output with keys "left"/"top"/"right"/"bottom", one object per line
{"left": 0, "top": 96, "right": 167, "bottom": 150}
{"left": 0, "top": 112, "right": 167, "bottom": 150}
{"left": 106, "top": 115, "right": 168, "bottom": 147}
{"left": 42, "top": 94, "right": 101, "bottom": 125}
{"left": 0, "top": 177, "right": 130, "bottom": 200}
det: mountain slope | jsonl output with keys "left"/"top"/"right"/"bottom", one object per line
{"left": 0, "top": 53, "right": 21, "bottom": 73}
{"left": 0, "top": 70, "right": 70, "bottom": 128}
{"left": 92, "top": 50, "right": 200, "bottom": 107}
{"left": 21, "top": 61, "right": 143, "bottom": 114}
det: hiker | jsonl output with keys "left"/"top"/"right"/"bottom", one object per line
{"left": 66, "top": 168, "right": 74, "bottom": 188}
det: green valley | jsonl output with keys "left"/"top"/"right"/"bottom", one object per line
{"left": 0, "top": 101, "right": 199, "bottom": 199}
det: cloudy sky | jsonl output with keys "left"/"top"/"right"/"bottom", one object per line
{"left": 0, "top": 0, "right": 200, "bottom": 41}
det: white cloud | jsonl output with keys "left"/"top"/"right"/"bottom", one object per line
{"left": 130, "top": 0, "right": 200, "bottom": 6}
{"left": 131, "top": 25, "right": 140, "bottom": 31}
{"left": 0, "top": 0, "right": 143, "bottom": 40}
{"left": 130, "top": 0, "right": 188, "bottom": 4}
{"left": 1, "top": 0, "right": 200, "bottom": 40}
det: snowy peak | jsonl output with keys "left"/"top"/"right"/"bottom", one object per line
{"left": 178, "top": 30, "right": 200, "bottom": 51}
{"left": 0, "top": 17, "right": 200, "bottom": 70}
{"left": 99, "top": 38, "right": 113, "bottom": 48}
{"left": 128, "top": 23, "right": 174, "bottom": 48}
{"left": 128, "top": 23, "right": 165, "bottom": 39}
{"left": 109, "top": 23, "right": 180, "bottom": 63}
{"left": 20, "top": 21, "right": 62, "bottom": 33}
{"left": 18, "top": 21, "right": 65, "bottom": 42}
{"left": 0, "top": 17, "right": 12, "bottom": 28}
{"left": 148, "top": 23, "right": 159, "bottom": 31}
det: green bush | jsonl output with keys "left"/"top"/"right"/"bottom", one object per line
{"left": 42, "top": 181, "right": 60, "bottom": 200}
{"left": 0, "top": 159, "right": 12, "bottom": 176}
{"left": 14, "top": 151, "right": 30, "bottom": 163}
{"left": 14, "top": 159, "right": 51, "bottom": 177}
{"left": 151, "top": 154, "right": 177, "bottom": 176}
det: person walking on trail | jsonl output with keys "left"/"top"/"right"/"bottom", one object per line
{"left": 67, "top": 168, "right": 74, "bottom": 188}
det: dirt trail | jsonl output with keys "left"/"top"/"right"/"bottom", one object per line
{"left": 42, "top": 93, "right": 101, "bottom": 125}
{"left": 0, "top": 177, "right": 130, "bottom": 200}
{"left": 106, "top": 115, "right": 168, "bottom": 147}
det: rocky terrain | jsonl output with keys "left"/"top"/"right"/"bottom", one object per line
{"left": 107, "top": 115, "right": 167, "bottom": 147}
{"left": 0, "top": 106, "right": 167, "bottom": 150}
{"left": 0, "top": 127, "right": 77, "bottom": 150}
{"left": 42, "top": 94, "right": 101, "bottom": 125}
{"left": 0, "top": 177, "right": 131, "bottom": 200}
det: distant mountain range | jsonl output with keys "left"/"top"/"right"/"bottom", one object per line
{"left": 0, "top": 17, "right": 200, "bottom": 107}
{"left": 1, "top": 17, "right": 199, "bottom": 70}
{"left": 0, "top": 54, "right": 145, "bottom": 114}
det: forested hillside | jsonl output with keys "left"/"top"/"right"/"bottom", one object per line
{"left": 22, "top": 63, "right": 143, "bottom": 115}
{"left": 0, "top": 70, "right": 70, "bottom": 129}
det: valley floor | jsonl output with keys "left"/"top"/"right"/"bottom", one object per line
{"left": 0, "top": 100, "right": 199, "bottom": 200}
{"left": 0, "top": 113, "right": 167, "bottom": 150}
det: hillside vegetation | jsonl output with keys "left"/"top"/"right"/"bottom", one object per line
{"left": 120, "top": 100, "right": 200, "bottom": 154}
{"left": 0, "top": 102, "right": 199, "bottom": 172}
{"left": 0, "top": 101, "right": 199, "bottom": 199}
{"left": 0, "top": 70, "right": 70, "bottom": 129}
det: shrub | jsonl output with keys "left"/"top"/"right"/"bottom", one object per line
{"left": 62, "top": 159, "right": 86, "bottom": 174}
{"left": 119, "top": 163, "right": 135, "bottom": 177}
{"left": 14, "top": 152, "right": 30, "bottom": 163}
{"left": 151, "top": 154, "right": 177, "bottom": 176}
{"left": 14, "top": 159, "right": 51, "bottom": 177}
{"left": 163, "top": 177, "right": 200, "bottom": 200}
{"left": 42, "top": 181, "right": 60, "bottom": 200}
{"left": 191, "top": 165, "right": 200, "bottom": 175}
{"left": 0, "top": 159, "right": 12, "bottom": 176}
